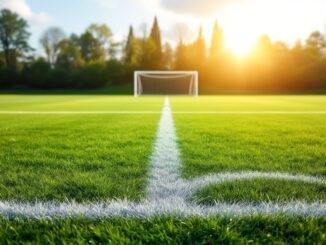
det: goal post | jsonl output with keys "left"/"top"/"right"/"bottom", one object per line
{"left": 134, "top": 71, "right": 198, "bottom": 96}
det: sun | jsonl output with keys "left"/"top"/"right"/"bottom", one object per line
{"left": 219, "top": 2, "right": 262, "bottom": 57}
{"left": 225, "top": 31, "right": 256, "bottom": 57}
{"left": 223, "top": 15, "right": 259, "bottom": 58}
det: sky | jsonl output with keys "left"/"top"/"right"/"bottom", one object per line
{"left": 1, "top": 0, "right": 326, "bottom": 55}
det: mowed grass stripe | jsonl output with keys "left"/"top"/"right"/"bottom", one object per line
{"left": 0, "top": 114, "right": 160, "bottom": 202}
{"left": 170, "top": 95, "right": 326, "bottom": 112}
{"left": 174, "top": 114, "right": 326, "bottom": 178}
{"left": 0, "top": 95, "right": 165, "bottom": 111}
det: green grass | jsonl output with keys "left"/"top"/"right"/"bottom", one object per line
{"left": 0, "top": 95, "right": 164, "bottom": 111}
{"left": 0, "top": 95, "right": 163, "bottom": 201}
{"left": 172, "top": 95, "right": 326, "bottom": 207}
{"left": 1, "top": 94, "right": 326, "bottom": 242}
{"left": 170, "top": 95, "right": 326, "bottom": 111}
{"left": 0, "top": 216, "right": 325, "bottom": 244}
{"left": 193, "top": 179, "right": 326, "bottom": 204}
{"left": 174, "top": 114, "right": 326, "bottom": 178}
{"left": 0, "top": 113, "right": 160, "bottom": 202}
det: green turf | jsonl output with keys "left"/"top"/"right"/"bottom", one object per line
{"left": 193, "top": 179, "right": 326, "bottom": 204}
{"left": 172, "top": 96, "right": 326, "bottom": 205}
{"left": 0, "top": 114, "right": 159, "bottom": 202}
{"left": 170, "top": 95, "right": 326, "bottom": 112}
{"left": 174, "top": 114, "right": 326, "bottom": 178}
{"left": 1, "top": 94, "right": 326, "bottom": 242}
{"left": 0, "top": 95, "right": 164, "bottom": 111}
{"left": 0, "top": 217, "right": 325, "bottom": 244}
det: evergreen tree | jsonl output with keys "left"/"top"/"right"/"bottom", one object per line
{"left": 209, "top": 20, "right": 224, "bottom": 59}
{"left": 162, "top": 42, "right": 174, "bottom": 70}
{"left": 149, "top": 16, "right": 163, "bottom": 69}
{"left": 150, "top": 16, "right": 162, "bottom": 53}
{"left": 291, "top": 40, "right": 307, "bottom": 67}
{"left": 124, "top": 25, "right": 137, "bottom": 65}
{"left": 140, "top": 38, "right": 156, "bottom": 69}
{"left": 174, "top": 39, "right": 188, "bottom": 70}
{"left": 192, "top": 25, "right": 206, "bottom": 67}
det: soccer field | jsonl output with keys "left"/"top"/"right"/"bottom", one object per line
{"left": 0, "top": 95, "right": 325, "bottom": 243}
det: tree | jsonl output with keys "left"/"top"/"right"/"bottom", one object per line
{"left": 87, "top": 24, "right": 112, "bottom": 47}
{"left": 86, "top": 24, "right": 113, "bottom": 59}
{"left": 23, "top": 57, "right": 51, "bottom": 88}
{"left": 162, "top": 42, "right": 174, "bottom": 70}
{"left": 291, "top": 40, "right": 308, "bottom": 67}
{"left": 149, "top": 16, "right": 163, "bottom": 69}
{"left": 191, "top": 25, "right": 206, "bottom": 68}
{"left": 150, "top": 16, "right": 162, "bottom": 53}
{"left": 0, "top": 9, "right": 31, "bottom": 70}
{"left": 305, "top": 31, "right": 326, "bottom": 58}
{"left": 174, "top": 39, "right": 189, "bottom": 70}
{"left": 40, "top": 27, "right": 66, "bottom": 66}
{"left": 56, "top": 38, "right": 84, "bottom": 69}
{"left": 123, "top": 25, "right": 137, "bottom": 65}
{"left": 256, "top": 35, "right": 273, "bottom": 51}
{"left": 108, "top": 41, "right": 120, "bottom": 60}
{"left": 0, "top": 52, "right": 5, "bottom": 68}
{"left": 78, "top": 31, "right": 103, "bottom": 63}
{"left": 209, "top": 20, "right": 224, "bottom": 59}
{"left": 139, "top": 37, "right": 156, "bottom": 69}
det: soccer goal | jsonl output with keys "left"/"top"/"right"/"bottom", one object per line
{"left": 134, "top": 71, "right": 198, "bottom": 96}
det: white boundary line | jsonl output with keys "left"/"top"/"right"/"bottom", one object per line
{"left": 0, "top": 97, "right": 325, "bottom": 219}
{"left": 1, "top": 111, "right": 326, "bottom": 115}
{"left": 0, "top": 111, "right": 162, "bottom": 114}
{"left": 78, "top": 100, "right": 164, "bottom": 103}
{"left": 172, "top": 111, "right": 326, "bottom": 114}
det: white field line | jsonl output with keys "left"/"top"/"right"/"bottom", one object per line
{"left": 0, "top": 111, "right": 162, "bottom": 114}
{"left": 1, "top": 111, "right": 326, "bottom": 115}
{"left": 172, "top": 111, "right": 326, "bottom": 114}
{"left": 146, "top": 97, "right": 183, "bottom": 201}
{"left": 0, "top": 97, "right": 325, "bottom": 219}
{"left": 78, "top": 100, "right": 164, "bottom": 103}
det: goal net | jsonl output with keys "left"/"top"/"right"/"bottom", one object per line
{"left": 134, "top": 71, "right": 198, "bottom": 96}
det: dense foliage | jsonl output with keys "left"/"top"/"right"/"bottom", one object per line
{"left": 0, "top": 9, "right": 326, "bottom": 92}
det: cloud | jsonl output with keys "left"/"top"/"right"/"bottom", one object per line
{"left": 160, "top": 0, "right": 247, "bottom": 16}
{"left": 0, "top": 0, "right": 51, "bottom": 27}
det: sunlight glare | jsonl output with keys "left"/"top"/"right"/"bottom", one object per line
{"left": 225, "top": 30, "right": 255, "bottom": 57}
{"left": 221, "top": 4, "right": 258, "bottom": 57}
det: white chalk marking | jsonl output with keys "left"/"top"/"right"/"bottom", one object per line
{"left": 0, "top": 111, "right": 162, "bottom": 114}
{"left": 1, "top": 111, "right": 325, "bottom": 115}
{"left": 172, "top": 111, "right": 326, "bottom": 114}
{"left": 78, "top": 99, "right": 164, "bottom": 103}
{"left": 0, "top": 97, "right": 325, "bottom": 219}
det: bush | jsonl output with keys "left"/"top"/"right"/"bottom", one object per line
{"left": 0, "top": 68, "right": 20, "bottom": 88}
{"left": 22, "top": 58, "right": 51, "bottom": 88}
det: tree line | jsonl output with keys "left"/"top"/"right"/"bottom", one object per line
{"left": 0, "top": 8, "right": 326, "bottom": 92}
